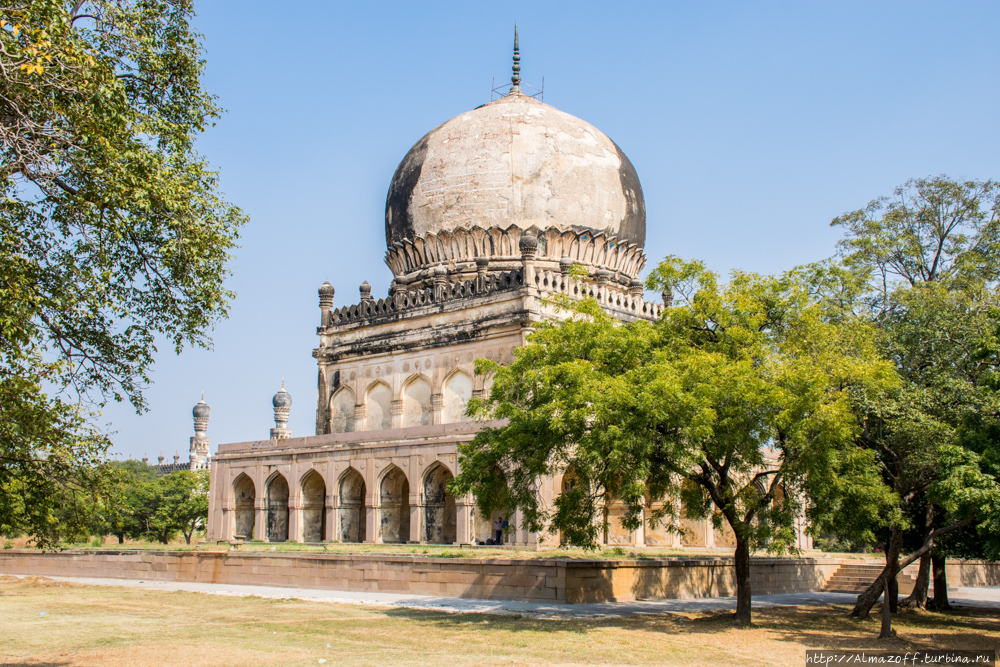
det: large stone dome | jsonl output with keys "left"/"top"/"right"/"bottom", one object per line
{"left": 385, "top": 94, "right": 646, "bottom": 250}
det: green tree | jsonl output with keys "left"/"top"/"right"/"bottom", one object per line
{"left": 0, "top": 0, "right": 245, "bottom": 546}
{"left": 451, "top": 259, "right": 893, "bottom": 625}
{"left": 813, "top": 176, "right": 1000, "bottom": 638}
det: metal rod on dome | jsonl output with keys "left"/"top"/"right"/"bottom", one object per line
{"left": 510, "top": 24, "right": 521, "bottom": 94}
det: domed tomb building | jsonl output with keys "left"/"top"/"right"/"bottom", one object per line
{"left": 206, "top": 44, "right": 762, "bottom": 550}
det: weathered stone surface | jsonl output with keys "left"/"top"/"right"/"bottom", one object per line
{"left": 385, "top": 94, "right": 645, "bottom": 252}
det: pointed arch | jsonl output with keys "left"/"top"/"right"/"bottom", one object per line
{"left": 401, "top": 374, "right": 432, "bottom": 427}
{"left": 422, "top": 462, "right": 457, "bottom": 544}
{"left": 337, "top": 467, "right": 367, "bottom": 543}
{"left": 364, "top": 380, "right": 392, "bottom": 431}
{"left": 378, "top": 464, "right": 410, "bottom": 543}
{"left": 266, "top": 473, "right": 289, "bottom": 542}
{"left": 330, "top": 386, "right": 356, "bottom": 434}
{"left": 232, "top": 473, "right": 256, "bottom": 540}
{"left": 442, "top": 368, "right": 473, "bottom": 424}
{"left": 300, "top": 470, "right": 326, "bottom": 543}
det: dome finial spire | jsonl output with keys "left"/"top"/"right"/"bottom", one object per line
{"left": 510, "top": 24, "right": 521, "bottom": 95}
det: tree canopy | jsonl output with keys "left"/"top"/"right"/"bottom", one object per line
{"left": 809, "top": 176, "right": 1000, "bottom": 637}
{"left": 0, "top": 0, "right": 245, "bottom": 546}
{"left": 452, "top": 260, "right": 894, "bottom": 624}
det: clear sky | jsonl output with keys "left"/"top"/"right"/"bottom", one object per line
{"left": 102, "top": 0, "right": 1000, "bottom": 462}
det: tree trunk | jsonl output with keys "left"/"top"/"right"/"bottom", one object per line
{"left": 887, "top": 575, "right": 899, "bottom": 613}
{"left": 929, "top": 552, "right": 951, "bottom": 611}
{"left": 851, "top": 571, "right": 885, "bottom": 619}
{"left": 879, "top": 527, "right": 902, "bottom": 639}
{"left": 733, "top": 538, "right": 752, "bottom": 625}
{"left": 901, "top": 552, "right": 930, "bottom": 608}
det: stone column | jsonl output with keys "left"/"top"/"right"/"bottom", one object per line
{"left": 409, "top": 494, "right": 422, "bottom": 544}
{"left": 705, "top": 518, "right": 716, "bottom": 548}
{"left": 475, "top": 257, "right": 489, "bottom": 291}
{"left": 430, "top": 393, "right": 444, "bottom": 425}
{"left": 520, "top": 233, "right": 537, "bottom": 288}
{"left": 390, "top": 399, "right": 404, "bottom": 429}
{"left": 595, "top": 269, "right": 610, "bottom": 305}
{"left": 632, "top": 506, "right": 645, "bottom": 547}
{"left": 456, "top": 499, "right": 473, "bottom": 546}
{"left": 254, "top": 497, "right": 267, "bottom": 542}
{"left": 354, "top": 405, "right": 366, "bottom": 431}
{"left": 559, "top": 256, "right": 573, "bottom": 293}
{"left": 288, "top": 498, "right": 303, "bottom": 543}
{"left": 207, "top": 462, "right": 221, "bottom": 540}
{"left": 325, "top": 493, "right": 337, "bottom": 542}
{"left": 365, "top": 503, "right": 378, "bottom": 544}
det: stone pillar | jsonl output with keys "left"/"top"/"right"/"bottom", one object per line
{"left": 559, "top": 256, "right": 573, "bottom": 293}
{"left": 520, "top": 232, "right": 537, "bottom": 288}
{"left": 705, "top": 518, "right": 716, "bottom": 548}
{"left": 456, "top": 500, "right": 473, "bottom": 546}
{"left": 596, "top": 269, "right": 610, "bottom": 305}
{"left": 475, "top": 257, "right": 489, "bottom": 291}
{"left": 354, "top": 405, "right": 366, "bottom": 431}
{"left": 390, "top": 399, "right": 404, "bottom": 429}
{"left": 409, "top": 496, "right": 422, "bottom": 544}
{"left": 288, "top": 499, "right": 302, "bottom": 543}
{"left": 430, "top": 393, "right": 444, "bottom": 425}
{"left": 432, "top": 266, "right": 449, "bottom": 301}
{"left": 365, "top": 503, "right": 378, "bottom": 544}
{"left": 325, "top": 493, "right": 336, "bottom": 542}
{"left": 254, "top": 498, "right": 267, "bottom": 542}
{"left": 632, "top": 506, "right": 645, "bottom": 547}
{"left": 207, "top": 460, "right": 221, "bottom": 540}
{"left": 318, "top": 281, "right": 334, "bottom": 327}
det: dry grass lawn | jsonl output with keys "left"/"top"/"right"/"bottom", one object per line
{"left": 0, "top": 575, "right": 996, "bottom": 666}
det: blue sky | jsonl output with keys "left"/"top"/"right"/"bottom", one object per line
{"left": 102, "top": 1, "right": 1000, "bottom": 461}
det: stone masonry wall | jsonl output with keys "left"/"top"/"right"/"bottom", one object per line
{"left": 0, "top": 550, "right": 893, "bottom": 603}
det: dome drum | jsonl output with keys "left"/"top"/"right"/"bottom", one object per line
{"left": 385, "top": 223, "right": 646, "bottom": 293}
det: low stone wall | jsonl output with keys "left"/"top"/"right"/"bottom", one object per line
{"left": 0, "top": 550, "right": 854, "bottom": 603}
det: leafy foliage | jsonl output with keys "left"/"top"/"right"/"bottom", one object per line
{"left": 451, "top": 259, "right": 894, "bottom": 623}
{"left": 809, "top": 176, "right": 1000, "bottom": 634}
{"left": 0, "top": 0, "right": 244, "bottom": 546}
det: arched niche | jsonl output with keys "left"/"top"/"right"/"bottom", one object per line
{"left": 330, "top": 387, "right": 355, "bottom": 434}
{"left": 233, "top": 474, "right": 256, "bottom": 540}
{"left": 338, "top": 468, "right": 366, "bottom": 543}
{"left": 422, "top": 463, "right": 456, "bottom": 544}
{"left": 300, "top": 471, "right": 326, "bottom": 543}
{"left": 402, "top": 375, "right": 432, "bottom": 427}
{"left": 443, "top": 370, "right": 473, "bottom": 423}
{"left": 378, "top": 466, "right": 410, "bottom": 543}
{"left": 266, "top": 474, "right": 289, "bottom": 542}
{"left": 365, "top": 382, "right": 392, "bottom": 431}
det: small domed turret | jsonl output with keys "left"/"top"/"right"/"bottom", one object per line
{"left": 272, "top": 382, "right": 292, "bottom": 409}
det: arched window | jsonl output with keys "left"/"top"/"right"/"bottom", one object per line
{"left": 330, "top": 387, "right": 355, "bottom": 433}
{"left": 402, "top": 376, "right": 432, "bottom": 427}
{"left": 443, "top": 371, "right": 473, "bottom": 423}
{"left": 365, "top": 382, "right": 392, "bottom": 431}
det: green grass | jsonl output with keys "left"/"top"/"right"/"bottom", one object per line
{"left": 0, "top": 575, "right": 996, "bottom": 666}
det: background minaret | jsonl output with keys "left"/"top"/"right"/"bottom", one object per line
{"left": 190, "top": 393, "right": 211, "bottom": 470}
{"left": 271, "top": 381, "right": 292, "bottom": 440}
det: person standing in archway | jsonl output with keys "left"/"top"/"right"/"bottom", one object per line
{"left": 493, "top": 516, "right": 504, "bottom": 545}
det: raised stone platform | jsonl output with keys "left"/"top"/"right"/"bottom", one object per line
{"left": 4, "top": 550, "right": 995, "bottom": 604}
{"left": 0, "top": 550, "right": 838, "bottom": 603}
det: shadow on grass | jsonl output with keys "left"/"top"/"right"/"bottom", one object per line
{"left": 379, "top": 601, "right": 1000, "bottom": 649}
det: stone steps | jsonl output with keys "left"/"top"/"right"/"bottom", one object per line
{"left": 822, "top": 563, "right": 917, "bottom": 594}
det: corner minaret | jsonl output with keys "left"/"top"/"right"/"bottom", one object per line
{"left": 190, "top": 393, "right": 211, "bottom": 470}
{"left": 271, "top": 381, "right": 292, "bottom": 440}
